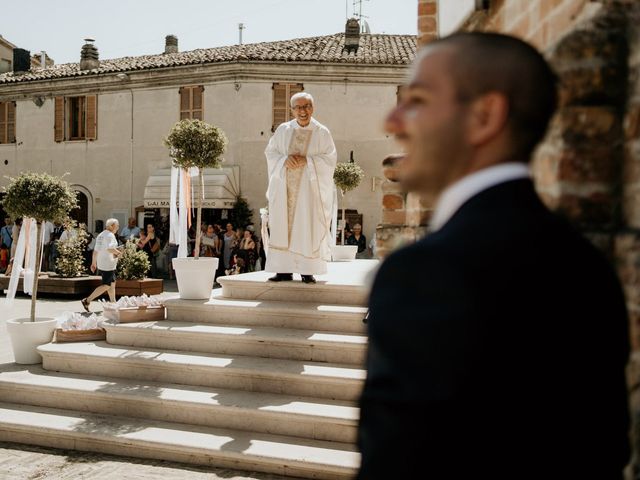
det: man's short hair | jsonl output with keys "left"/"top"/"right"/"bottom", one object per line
{"left": 105, "top": 218, "right": 119, "bottom": 229}
{"left": 430, "top": 32, "right": 558, "bottom": 160}
{"left": 290, "top": 92, "right": 314, "bottom": 108}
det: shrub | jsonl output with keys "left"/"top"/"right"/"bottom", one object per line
{"left": 117, "top": 240, "right": 150, "bottom": 280}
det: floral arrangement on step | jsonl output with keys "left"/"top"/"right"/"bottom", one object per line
{"left": 101, "top": 294, "right": 164, "bottom": 310}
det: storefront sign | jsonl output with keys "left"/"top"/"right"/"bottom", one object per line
{"left": 144, "top": 199, "right": 236, "bottom": 209}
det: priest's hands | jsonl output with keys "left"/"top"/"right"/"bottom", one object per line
{"left": 285, "top": 155, "right": 307, "bottom": 169}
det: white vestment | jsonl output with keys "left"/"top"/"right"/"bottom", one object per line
{"left": 265, "top": 118, "right": 337, "bottom": 275}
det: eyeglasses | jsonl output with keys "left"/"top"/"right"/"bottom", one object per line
{"left": 292, "top": 104, "right": 313, "bottom": 111}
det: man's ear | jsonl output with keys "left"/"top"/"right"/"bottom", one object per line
{"left": 466, "top": 92, "right": 509, "bottom": 147}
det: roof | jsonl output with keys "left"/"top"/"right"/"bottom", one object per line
{"left": 0, "top": 32, "right": 416, "bottom": 84}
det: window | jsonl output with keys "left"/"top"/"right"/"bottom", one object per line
{"left": 272, "top": 83, "right": 304, "bottom": 132}
{"left": 179, "top": 86, "right": 204, "bottom": 120}
{"left": 0, "top": 101, "right": 16, "bottom": 144}
{"left": 68, "top": 96, "right": 86, "bottom": 140}
{"left": 54, "top": 95, "right": 97, "bottom": 142}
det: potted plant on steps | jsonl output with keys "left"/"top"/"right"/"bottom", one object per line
{"left": 116, "top": 240, "right": 162, "bottom": 296}
{"left": 332, "top": 160, "right": 365, "bottom": 261}
{"left": 165, "top": 119, "right": 228, "bottom": 299}
{"left": 2, "top": 172, "right": 78, "bottom": 364}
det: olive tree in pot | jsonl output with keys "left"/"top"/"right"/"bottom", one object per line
{"left": 2, "top": 172, "right": 77, "bottom": 363}
{"left": 332, "top": 161, "right": 364, "bottom": 261}
{"left": 164, "top": 119, "right": 228, "bottom": 299}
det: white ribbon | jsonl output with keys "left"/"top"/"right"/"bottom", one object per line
{"left": 169, "top": 166, "right": 199, "bottom": 259}
{"left": 169, "top": 167, "right": 179, "bottom": 245}
{"left": 4, "top": 218, "right": 43, "bottom": 306}
{"left": 261, "top": 212, "right": 269, "bottom": 256}
{"left": 330, "top": 185, "right": 338, "bottom": 248}
{"left": 177, "top": 170, "right": 189, "bottom": 258}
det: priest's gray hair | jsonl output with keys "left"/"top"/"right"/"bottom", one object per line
{"left": 290, "top": 92, "right": 314, "bottom": 108}
{"left": 105, "top": 218, "right": 119, "bottom": 229}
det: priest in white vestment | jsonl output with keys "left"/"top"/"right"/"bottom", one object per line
{"left": 264, "top": 92, "right": 337, "bottom": 284}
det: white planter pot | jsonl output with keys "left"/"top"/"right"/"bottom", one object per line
{"left": 172, "top": 257, "right": 219, "bottom": 300}
{"left": 6, "top": 318, "right": 58, "bottom": 365}
{"left": 331, "top": 245, "right": 358, "bottom": 261}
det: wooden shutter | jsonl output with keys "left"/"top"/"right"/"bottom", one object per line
{"left": 272, "top": 83, "right": 304, "bottom": 132}
{"left": 54, "top": 96, "right": 64, "bottom": 142}
{"left": 192, "top": 86, "right": 203, "bottom": 120}
{"left": 179, "top": 87, "right": 190, "bottom": 120}
{"left": 0, "top": 103, "right": 5, "bottom": 144}
{"left": 86, "top": 95, "right": 97, "bottom": 140}
{"left": 179, "top": 86, "right": 204, "bottom": 120}
{"left": 6, "top": 102, "right": 16, "bottom": 143}
{"left": 272, "top": 84, "right": 287, "bottom": 132}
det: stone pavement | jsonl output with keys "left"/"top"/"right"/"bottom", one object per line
{"left": 0, "top": 282, "right": 293, "bottom": 480}
{"left": 0, "top": 442, "right": 291, "bottom": 479}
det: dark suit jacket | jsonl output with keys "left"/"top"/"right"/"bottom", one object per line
{"left": 357, "top": 179, "right": 630, "bottom": 479}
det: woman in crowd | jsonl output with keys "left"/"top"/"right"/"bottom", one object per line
{"left": 238, "top": 229, "right": 256, "bottom": 272}
{"left": 139, "top": 223, "right": 161, "bottom": 277}
{"left": 222, "top": 222, "right": 236, "bottom": 271}
{"left": 346, "top": 223, "right": 368, "bottom": 259}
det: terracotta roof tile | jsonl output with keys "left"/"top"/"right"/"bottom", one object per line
{"left": 0, "top": 33, "right": 416, "bottom": 84}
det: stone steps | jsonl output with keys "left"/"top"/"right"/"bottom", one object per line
{"left": 0, "top": 402, "right": 359, "bottom": 480}
{"left": 166, "top": 291, "right": 368, "bottom": 334}
{"left": 0, "top": 367, "right": 358, "bottom": 443}
{"left": 3, "top": 260, "right": 379, "bottom": 478}
{"left": 103, "top": 320, "right": 367, "bottom": 365}
{"left": 38, "top": 342, "right": 366, "bottom": 402}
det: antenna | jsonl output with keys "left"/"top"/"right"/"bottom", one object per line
{"left": 238, "top": 23, "right": 245, "bottom": 45}
{"left": 351, "top": 0, "right": 371, "bottom": 32}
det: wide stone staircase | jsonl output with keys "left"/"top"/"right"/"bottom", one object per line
{"left": 0, "top": 260, "right": 376, "bottom": 479}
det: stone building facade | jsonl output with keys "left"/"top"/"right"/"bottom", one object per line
{"left": 375, "top": 0, "right": 639, "bottom": 475}
{"left": 0, "top": 29, "right": 415, "bottom": 244}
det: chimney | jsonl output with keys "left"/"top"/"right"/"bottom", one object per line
{"left": 80, "top": 38, "right": 99, "bottom": 70}
{"left": 13, "top": 48, "right": 31, "bottom": 73}
{"left": 165, "top": 35, "right": 178, "bottom": 54}
{"left": 41, "top": 50, "right": 47, "bottom": 67}
{"left": 344, "top": 18, "right": 360, "bottom": 54}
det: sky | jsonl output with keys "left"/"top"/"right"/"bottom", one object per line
{"left": 1, "top": 0, "right": 418, "bottom": 65}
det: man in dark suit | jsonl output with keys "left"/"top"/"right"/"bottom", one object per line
{"left": 357, "top": 32, "right": 630, "bottom": 479}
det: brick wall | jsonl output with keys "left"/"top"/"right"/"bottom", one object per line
{"left": 418, "top": 0, "right": 438, "bottom": 46}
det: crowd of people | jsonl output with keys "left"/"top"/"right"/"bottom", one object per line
{"left": 185, "top": 221, "right": 266, "bottom": 281}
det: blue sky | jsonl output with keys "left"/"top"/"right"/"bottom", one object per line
{"left": 2, "top": 0, "right": 417, "bottom": 64}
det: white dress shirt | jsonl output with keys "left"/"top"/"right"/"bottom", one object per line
{"left": 429, "top": 162, "right": 531, "bottom": 233}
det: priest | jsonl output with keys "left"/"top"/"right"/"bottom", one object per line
{"left": 264, "top": 92, "right": 337, "bottom": 284}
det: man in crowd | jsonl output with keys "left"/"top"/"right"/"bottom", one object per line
{"left": 81, "top": 218, "right": 122, "bottom": 311}
{"left": 357, "top": 32, "right": 630, "bottom": 479}
{"left": 264, "top": 92, "right": 337, "bottom": 284}
{"left": 120, "top": 216, "right": 141, "bottom": 243}
{"left": 0, "top": 217, "right": 12, "bottom": 251}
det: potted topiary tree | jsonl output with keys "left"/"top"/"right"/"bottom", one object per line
{"left": 333, "top": 161, "right": 365, "bottom": 261}
{"left": 2, "top": 172, "right": 77, "bottom": 364}
{"left": 164, "top": 119, "right": 228, "bottom": 299}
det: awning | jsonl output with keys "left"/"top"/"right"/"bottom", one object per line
{"left": 144, "top": 166, "right": 240, "bottom": 209}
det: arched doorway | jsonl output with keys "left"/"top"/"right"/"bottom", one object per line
{"left": 69, "top": 185, "right": 93, "bottom": 231}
